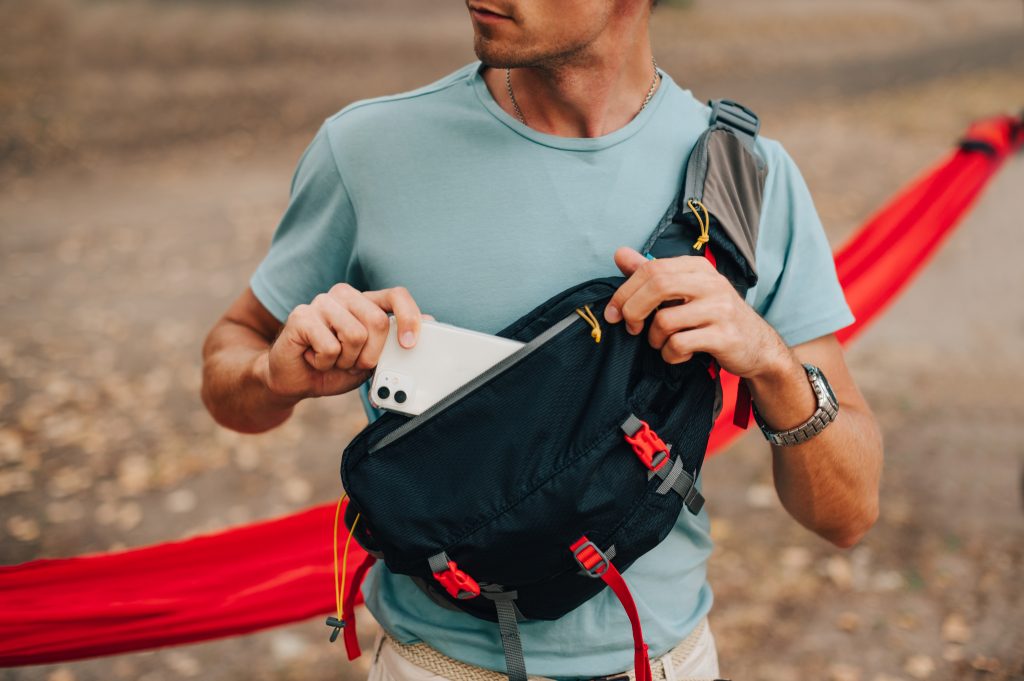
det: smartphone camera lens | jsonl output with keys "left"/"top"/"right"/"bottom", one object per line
{"left": 394, "top": 390, "right": 407, "bottom": 404}
{"left": 376, "top": 386, "right": 390, "bottom": 400}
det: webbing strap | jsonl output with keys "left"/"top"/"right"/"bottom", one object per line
{"left": 652, "top": 456, "right": 705, "bottom": 515}
{"left": 621, "top": 413, "right": 645, "bottom": 437}
{"left": 342, "top": 553, "right": 377, "bottom": 661}
{"left": 427, "top": 551, "right": 450, "bottom": 574}
{"left": 654, "top": 455, "right": 685, "bottom": 495}
{"left": 491, "top": 597, "right": 528, "bottom": 681}
{"left": 570, "top": 537, "right": 652, "bottom": 681}
{"left": 733, "top": 378, "right": 752, "bottom": 429}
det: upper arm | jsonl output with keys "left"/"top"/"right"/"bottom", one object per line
{"left": 225, "top": 287, "right": 285, "bottom": 342}
{"left": 747, "top": 139, "right": 854, "bottom": 347}
{"left": 203, "top": 287, "right": 284, "bottom": 362}
{"left": 748, "top": 141, "right": 864, "bottom": 414}
{"left": 249, "top": 122, "right": 363, "bottom": 324}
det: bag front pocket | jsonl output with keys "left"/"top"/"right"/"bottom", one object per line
{"left": 367, "top": 310, "right": 587, "bottom": 454}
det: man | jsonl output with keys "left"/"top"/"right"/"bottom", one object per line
{"left": 201, "top": 0, "right": 883, "bottom": 678}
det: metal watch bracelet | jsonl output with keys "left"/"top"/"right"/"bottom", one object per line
{"left": 752, "top": 363, "right": 839, "bottom": 446}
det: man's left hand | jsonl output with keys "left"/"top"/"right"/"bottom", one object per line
{"left": 604, "top": 246, "right": 787, "bottom": 379}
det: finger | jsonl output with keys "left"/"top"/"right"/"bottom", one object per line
{"left": 647, "top": 300, "right": 717, "bottom": 349}
{"left": 349, "top": 301, "right": 391, "bottom": 372}
{"left": 365, "top": 286, "right": 422, "bottom": 348}
{"left": 604, "top": 253, "right": 656, "bottom": 325}
{"left": 327, "top": 295, "right": 380, "bottom": 370}
{"left": 290, "top": 307, "right": 343, "bottom": 371}
{"left": 619, "top": 269, "right": 713, "bottom": 336}
{"left": 613, "top": 246, "right": 649, "bottom": 278}
{"left": 605, "top": 252, "right": 714, "bottom": 327}
{"left": 422, "top": 313, "right": 436, "bottom": 322}
{"left": 661, "top": 327, "right": 718, "bottom": 365}
{"left": 303, "top": 350, "right": 370, "bottom": 379}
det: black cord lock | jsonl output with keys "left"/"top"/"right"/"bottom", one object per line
{"left": 325, "top": 616, "right": 346, "bottom": 642}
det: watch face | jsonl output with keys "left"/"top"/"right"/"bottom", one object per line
{"left": 823, "top": 378, "right": 837, "bottom": 405}
{"left": 814, "top": 366, "right": 837, "bottom": 405}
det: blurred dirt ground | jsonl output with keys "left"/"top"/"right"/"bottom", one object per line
{"left": 1, "top": 0, "right": 1023, "bottom": 680}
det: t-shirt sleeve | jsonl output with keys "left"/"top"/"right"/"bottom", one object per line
{"left": 249, "top": 123, "right": 362, "bottom": 324}
{"left": 745, "top": 140, "right": 855, "bottom": 347}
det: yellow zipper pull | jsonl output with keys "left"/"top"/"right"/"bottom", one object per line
{"left": 687, "top": 199, "right": 711, "bottom": 251}
{"left": 575, "top": 305, "right": 602, "bottom": 343}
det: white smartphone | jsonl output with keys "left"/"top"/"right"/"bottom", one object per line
{"left": 369, "top": 317, "right": 525, "bottom": 416}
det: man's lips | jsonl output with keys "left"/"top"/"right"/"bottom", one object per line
{"left": 469, "top": 5, "right": 513, "bottom": 23}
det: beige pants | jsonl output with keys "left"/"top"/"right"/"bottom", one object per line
{"left": 366, "top": 620, "right": 720, "bottom": 681}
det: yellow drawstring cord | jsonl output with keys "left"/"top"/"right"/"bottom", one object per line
{"left": 332, "top": 493, "right": 360, "bottom": 621}
{"left": 575, "top": 304, "right": 602, "bottom": 343}
{"left": 687, "top": 199, "right": 711, "bottom": 251}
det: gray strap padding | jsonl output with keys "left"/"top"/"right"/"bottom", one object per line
{"left": 699, "top": 131, "right": 764, "bottom": 278}
{"left": 709, "top": 99, "right": 760, "bottom": 144}
{"left": 493, "top": 598, "right": 528, "bottom": 681}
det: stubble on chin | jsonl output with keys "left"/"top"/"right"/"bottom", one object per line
{"left": 473, "top": 30, "right": 596, "bottom": 72}
{"left": 473, "top": 34, "right": 528, "bottom": 69}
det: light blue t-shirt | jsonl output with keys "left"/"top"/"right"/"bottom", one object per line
{"left": 251, "top": 61, "right": 853, "bottom": 679}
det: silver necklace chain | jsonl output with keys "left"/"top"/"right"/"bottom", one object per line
{"left": 504, "top": 57, "right": 661, "bottom": 127}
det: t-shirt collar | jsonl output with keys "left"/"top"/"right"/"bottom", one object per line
{"left": 470, "top": 60, "right": 671, "bottom": 151}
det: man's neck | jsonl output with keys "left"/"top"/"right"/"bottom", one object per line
{"left": 481, "top": 39, "right": 660, "bottom": 138}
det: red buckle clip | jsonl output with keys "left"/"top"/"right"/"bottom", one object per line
{"left": 623, "top": 420, "right": 669, "bottom": 472}
{"left": 432, "top": 560, "right": 480, "bottom": 600}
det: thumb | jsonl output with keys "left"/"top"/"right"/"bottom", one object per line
{"left": 613, "top": 246, "right": 649, "bottom": 277}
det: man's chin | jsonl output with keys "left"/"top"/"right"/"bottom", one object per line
{"left": 473, "top": 37, "right": 532, "bottom": 69}
{"left": 473, "top": 48, "right": 512, "bottom": 69}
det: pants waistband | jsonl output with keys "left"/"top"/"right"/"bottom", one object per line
{"left": 381, "top": 618, "right": 712, "bottom": 681}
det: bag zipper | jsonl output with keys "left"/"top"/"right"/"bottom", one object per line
{"left": 683, "top": 127, "right": 711, "bottom": 209}
{"left": 368, "top": 311, "right": 585, "bottom": 454}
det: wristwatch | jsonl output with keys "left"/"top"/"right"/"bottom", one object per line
{"left": 753, "top": 363, "right": 838, "bottom": 446}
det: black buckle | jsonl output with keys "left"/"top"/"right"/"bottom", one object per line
{"left": 325, "top": 615, "right": 345, "bottom": 642}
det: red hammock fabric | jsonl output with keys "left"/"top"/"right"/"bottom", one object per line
{"left": 1, "top": 114, "right": 1020, "bottom": 668}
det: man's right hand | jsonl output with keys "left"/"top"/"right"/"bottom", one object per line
{"left": 263, "top": 283, "right": 426, "bottom": 400}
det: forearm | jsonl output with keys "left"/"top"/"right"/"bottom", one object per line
{"left": 747, "top": 342, "right": 883, "bottom": 548}
{"left": 201, "top": 321, "right": 301, "bottom": 434}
